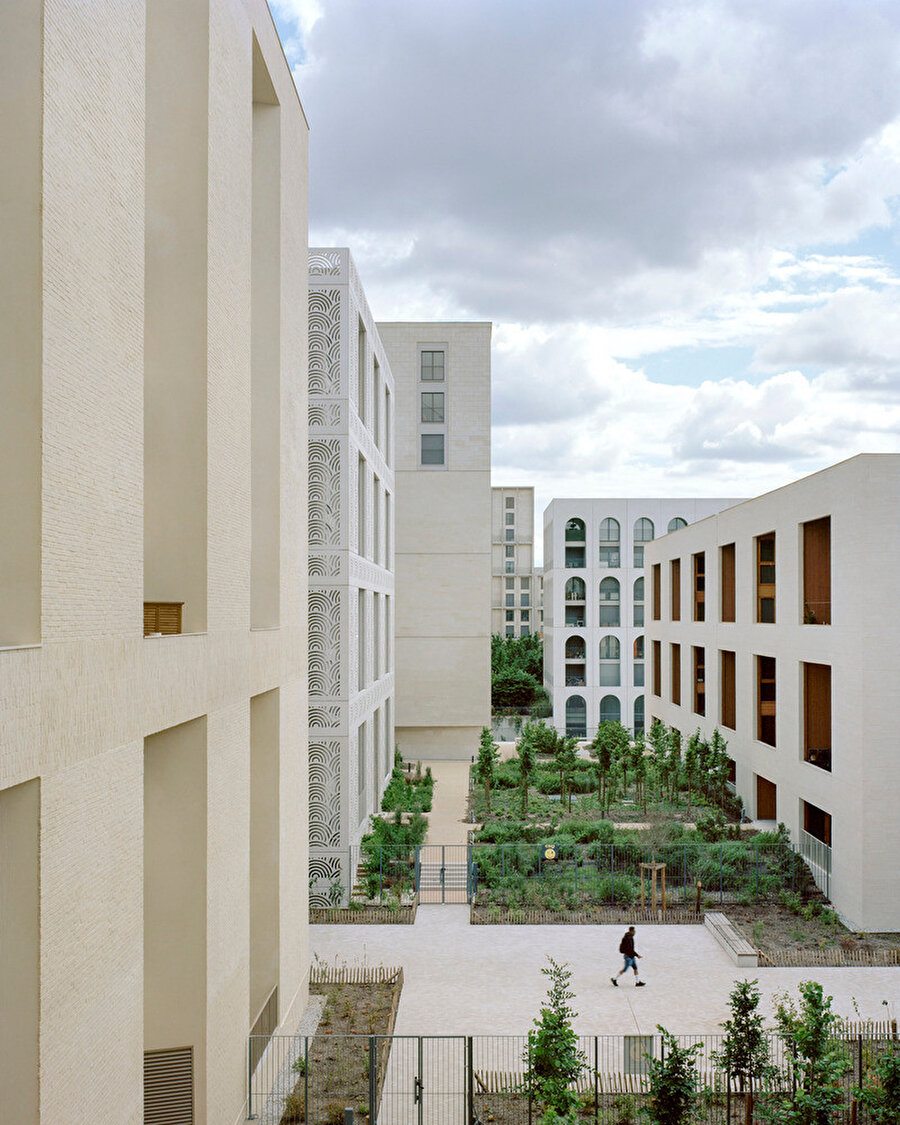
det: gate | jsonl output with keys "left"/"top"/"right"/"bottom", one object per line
{"left": 416, "top": 845, "right": 470, "bottom": 904}
{"left": 380, "top": 1036, "right": 467, "bottom": 1125}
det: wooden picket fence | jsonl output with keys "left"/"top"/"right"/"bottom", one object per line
{"left": 472, "top": 905, "right": 703, "bottom": 926}
{"left": 309, "top": 963, "right": 403, "bottom": 986}
{"left": 760, "top": 948, "right": 900, "bottom": 968}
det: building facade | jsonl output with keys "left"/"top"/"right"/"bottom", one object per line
{"left": 491, "top": 486, "right": 541, "bottom": 637}
{"left": 306, "top": 249, "right": 395, "bottom": 904}
{"left": 0, "top": 4, "right": 310, "bottom": 1122}
{"left": 543, "top": 498, "right": 741, "bottom": 740}
{"left": 644, "top": 456, "right": 900, "bottom": 933}
{"left": 378, "top": 322, "right": 493, "bottom": 760}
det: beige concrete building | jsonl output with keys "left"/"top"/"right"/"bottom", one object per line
{"left": 378, "top": 323, "right": 493, "bottom": 760}
{"left": 492, "top": 486, "right": 541, "bottom": 637}
{"left": 0, "top": 3, "right": 310, "bottom": 1122}
{"left": 645, "top": 455, "right": 900, "bottom": 932}
{"left": 307, "top": 249, "right": 395, "bottom": 903}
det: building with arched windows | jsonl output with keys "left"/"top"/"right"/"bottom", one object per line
{"left": 543, "top": 498, "right": 742, "bottom": 739}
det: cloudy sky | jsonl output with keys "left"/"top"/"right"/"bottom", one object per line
{"left": 270, "top": 0, "right": 900, "bottom": 561}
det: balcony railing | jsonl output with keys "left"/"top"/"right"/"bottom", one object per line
{"left": 798, "top": 829, "right": 831, "bottom": 899}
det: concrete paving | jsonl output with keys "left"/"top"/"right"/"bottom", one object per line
{"left": 311, "top": 905, "right": 899, "bottom": 1037}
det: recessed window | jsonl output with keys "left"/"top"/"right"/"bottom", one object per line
{"left": 505, "top": 545, "right": 514, "bottom": 557}
{"left": 565, "top": 576, "right": 585, "bottom": 601}
{"left": 633, "top": 695, "right": 645, "bottom": 735}
{"left": 720, "top": 543, "right": 735, "bottom": 622}
{"left": 520, "top": 577, "right": 530, "bottom": 590}
{"left": 505, "top": 610, "right": 514, "bottom": 622}
{"left": 599, "top": 635, "right": 620, "bottom": 686}
{"left": 756, "top": 533, "right": 776, "bottom": 623}
{"left": 600, "top": 695, "right": 621, "bottom": 724}
{"left": 671, "top": 643, "right": 681, "bottom": 706}
{"left": 598, "top": 577, "right": 620, "bottom": 626}
{"left": 505, "top": 577, "right": 515, "bottom": 590}
{"left": 803, "top": 800, "right": 831, "bottom": 846}
{"left": 668, "top": 517, "right": 687, "bottom": 533}
{"left": 802, "top": 516, "right": 831, "bottom": 624}
{"left": 633, "top": 545, "right": 644, "bottom": 567}
{"left": 757, "top": 655, "right": 776, "bottom": 745}
{"left": 633, "top": 577, "right": 645, "bottom": 627}
{"left": 565, "top": 518, "right": 586, "bottom": 542}
{"left": 420, "top": 350, "right": 445, "bottom": 381}
{"left": 693, "top": 552, "right": 705, "bottom": 621}
{"left": 803, "top": 663, "right": 831, "bottom": 771}
{"left": 505, "top": 560, "right": 514, "bottom": 574}
{"left": 521, "top": 594, "right": 530, "bottom": 607}
{"left": 506, "top": 625, "right": 515, "bottom": 637}
{"left": 652, "top": 564, "right": 661, "bottom": 620}
{"left": 505, "top": 529, "right": 514, "bottom": 541}
{"left": 505, "top": 511, "right": 515, "bottom": 525}
{"left": 634, "top": 517, "right": 655, "bottom": 543}
{"left": 693, "top": 646, "right": 705, "bottom": 716}
{"left": 421, "top": 391, "right": 444, "bottom": 422}
{"left": 421, "top": 433, "right": 444, "bottom": 465}
{"left": 566, "top": 695, "right": 587, "bottom": 738}
{"left": 505, "top": 496, "right": 515, "bottom": 509}
{"left": 521, "top": 609, "right": 530, "bottom": 622}
{"left": 652, "top": 640, "right": 661, "bottom": 697}
{"left": 720, "top": 650, "right": 736, "bottom": 729}
{"left": 505, "top": 594, "right": 514, "bottom": 607}
{"left": 520, "top": 625, "right": 530, "bottom": 637}
{"left": 670, "top": 559, "right": 681, "bottom": 621}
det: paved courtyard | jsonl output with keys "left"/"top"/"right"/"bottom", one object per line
{"left": 311, "top": 905, "right": 899, "bottom": 1037}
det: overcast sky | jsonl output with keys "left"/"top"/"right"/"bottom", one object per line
{"left": 270, "top": 0, "right": 900, "bottom": 562}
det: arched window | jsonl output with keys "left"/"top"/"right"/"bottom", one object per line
{"left": 566, "top": 695, "right": 587, "bottom": 738}
{"left": 633, "top": 576, "right": 645, "bottom": 626}
{"left": 599, "top": 517, "right": 621, "bottom": 567}
{"left": 668, "top": 517, "right": 687, "bottom": 533}
{"left": 633, "top": 635, "right": 644, "bottom": 687}
{"left": 598, "top": 577, "right": 620, "bottom": 626}
{"left": 565, "top": 635, "right": 586, "bottom": 660}
{"left": 599, "top": 635, "right": 620, "bottom": 686}
{"left": 565, "top": 519, "right": 586, "bottom": 567}
{"left": 634, "top": 518, "right": 655, "bottom": 542}
{"left": 634, "top": 695, "right": 645, "bottom": 735}
{"left": 565, "top": 577, "right": 586, "bottom": 601}
{"left": 600, "top": 695, "right": 621, "bottom": 724}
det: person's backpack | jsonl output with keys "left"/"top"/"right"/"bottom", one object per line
{"left": 619, "top": 934, "right": 628, "bottom": 953}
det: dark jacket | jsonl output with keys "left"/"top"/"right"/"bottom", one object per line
{"left": 619, "top": 931, "right": 635, "bottom": 957}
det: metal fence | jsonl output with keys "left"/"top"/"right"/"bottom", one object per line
{"left": 798, "top": 828, "right": 832, "bottom": 900}
{"left": 311, "top": 839, "right": 814, "bottom": 910}
{"left": 247, "top": 1031, "right": 898, "bottom": 1124}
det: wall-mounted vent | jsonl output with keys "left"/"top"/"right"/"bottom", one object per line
{"left": 144, "top": 1046, "right": 193, "bottom": 1124}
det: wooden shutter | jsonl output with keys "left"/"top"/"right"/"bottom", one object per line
{"left": 143, "top": 602, "right": 184, "bottom": 636}
{"left": 720, "top": 543, "right": 735, "bottom": 622}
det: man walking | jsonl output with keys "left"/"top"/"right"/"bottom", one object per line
{"left": 611, "top": 925, "right": 646, "bottom": 986}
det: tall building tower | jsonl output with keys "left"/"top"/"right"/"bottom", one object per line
{"left": 378, "top": 323, "right": 493, "bottom": 760}
{"left": 306, "top": 249, "right": 395, "bottom": 904}
{"left": 492, "top": 486, "right": 540, "bottom": 637}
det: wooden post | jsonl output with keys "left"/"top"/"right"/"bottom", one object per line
{"left": 661, "top": 867, "right": 666, "bottom": 914}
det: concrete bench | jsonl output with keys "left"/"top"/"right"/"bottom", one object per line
{"left": 705, "top": 912, "right": 759, "bottom": 967}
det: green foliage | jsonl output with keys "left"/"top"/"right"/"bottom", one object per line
{"left": 517, "top": 722, "right": 539, "bottom": 815}
{"left": 523, "top": 958, "right": 586, "bottom": 1114}
{"left": 492, "top": 633, "right": 545, "bottom": 708}
{"left": 475, "top": 726, "right": 500, "bottom": 812}
{"left": 760, "top": 981, "right": 850, "bottom": 1125}
{"left": 642, "top": 1027, "right": 702, "bottom": 1125}
{"left": 380, "top": 761, "right": 433, "bottom": 814}
{"left": 591, "top": 719, "right": 630, "bottom": 812}
{"left": 712, "top": 980, "right": 776, "bottom": 1099}
{"left": 855, "top": 1043, "right": 900, "bottom": 1123}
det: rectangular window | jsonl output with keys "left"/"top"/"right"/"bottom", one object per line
{"left": 420, "top": 433, "right": 444, "bottom": 465}
{"left": 521, "top": 594, "right": 530, "bottom": 607}
{"left": 505, "top": 594, "right": 514, "bottom": 607}
{"left": 420, "top": 350, "right": 445, "bottom": 381}
{"left": 693, "top": 552, "right": 705, "bottom": 622}
{"left": 357, "top": 318, "right": 367, "bottom": 425}
{"left": 520, "top": 577, "right": 530, "bottom": 590}
{"left": 720, "top": 650, "right": 736, "bottom": 729}
{"left": 756, "top": 655, "right": 776, "bottom": 746}
{"left": 720, "top": 543, "right": 735, "bottom": 622}
{"left": 521, "top": 625, "right": 530, "bottom": 637}
{"left": 693, "top": 646, "right": 705, "bottom": 716}
{"left": 505, "top": 560, "right": 514, "bottom": 573}
{"left": 802, "top": 516, "right": 831, "bottom": 624}
{"left": 505, "top": 496, "right": 515, "bottom": 509}
{"left": 633, "top": 604, "right": 644, "bottom": 627}
{"left": 634, "top": 662, "right": 644, "bottom": 687}
{"left": 505, "top": 610, "right": 514, "bottom": 622}
{"left": 505, "top": 577, "right": 515, "bottom": 589}
{"left": 652, "top": 564, "right": 661, "bottom": 620}
{"left": 652, "top": 640, "right": 661, "bottom": 697}
{"left": 634, "top": 544, "right": 644, "bottom": 568}
{"left": 505, "top": 545, "right": 514, "bottom": 557}
{"left": 565, "top": 546, "right": 586, "bottom": 567}
{"left": 670, "top": 558, "right": 681, "bottom": 621}
{"left": 520, "top": 609, "right": 530, "bottom": 622}
{"left": 756, "top": 532, "right": 776, "bottom": 623}
{"left": 671, "top": 643, "right": 681, "bottom": 706}
{"left": 505, "top": 528, "right": 515, "bottom": 541}
{"left": 421, "top": 391, "right": 444, "bottom": 422}
{"left": 505, "top": 511, "right": 515, "bottom": 525}
{"left": 599, "top": 546, "right": 620, "bottom": 567}
{"left": 756, "top": 775, "right": 777, "bottom": 820}
{"left": 803, "top": 800, "right": 831, "bottom": 846}
{"left": 505, "top": 625, "right": 515, "bottom": 637}
{"left": 803, "top": 663, "right": 832, "bottom": 771}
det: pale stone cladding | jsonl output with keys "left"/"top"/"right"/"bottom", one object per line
{"left": 544, "top": 498, "right": 741, "bottom": 741}
{"left": 306, "top": 249, "right": 395, "bottom": 903}
{"left": 377, "top": 322, "right": 493, "bottom": 760}
{"left": 644, "top": 455, "right": 900, "bottom": 933}
{"left": 492, "top": 486, "right": 539, "bottom": 637}
{"left": 0, "top": 3, "right": 310, "bottom": 1123}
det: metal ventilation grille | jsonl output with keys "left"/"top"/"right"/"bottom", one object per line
{"left": 144, "top": 1046, "right": 193, "bottom": 1124}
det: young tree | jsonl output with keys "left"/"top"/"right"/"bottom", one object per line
{"left": 647, "top": 720, "right": 669, "bottom": 801}
{"left": 475, "top": 726, "right": 500, "bottom": 813}
{"left": 631, "top": 730, "right": 648, "bottom": 814}
{"left": 644, "top": 1027, "right": 702, "bottom": 1125}
{"left": 855, "top": 1043, "right": 900, "bottom": 1124}
{"left": 523, "top": 957, "right": 587, "bottom": 1116}
{"left": 761, "top": 981, "right": 850, "bottom": 1125}
{"left": 709, "top": 728, "right": 731, "bottom": 809}
{"left": 556, "top": 736, "right": 579, "bottom": 813}
{"left": 712, "top": 979, "right": 776, "bottom": 1122}
{"left": 516, "top": 722, "right": 537, "bottom": 816}
{"left": 591, "top": 720, "right": 629, "bottom": 814}
{"left": 683, "top": 730, "right": 702, "bottom": 816}
{"left": 667, "top": 727, "right": 682, "bottom": 802}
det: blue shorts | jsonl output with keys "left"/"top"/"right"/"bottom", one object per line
{"left": 622, "top": 956, "right": 638, "bottom": 971}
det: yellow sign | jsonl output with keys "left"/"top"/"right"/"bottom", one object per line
{"left": 542, "top": 844, "right": 557, "bottom": 861}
